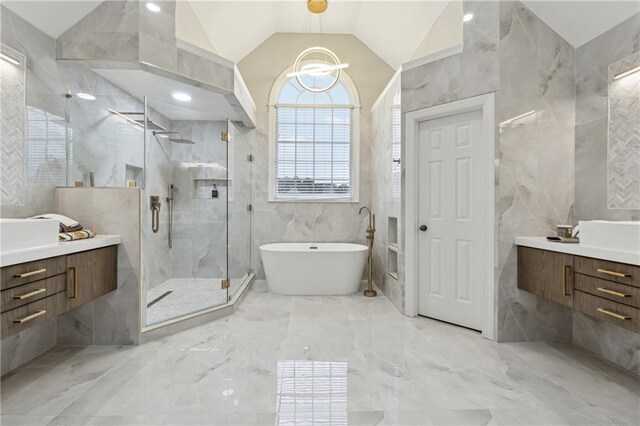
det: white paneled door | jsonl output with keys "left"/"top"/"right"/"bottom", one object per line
{"left": 417, "top": 110, "right": 484, "bottom": 331}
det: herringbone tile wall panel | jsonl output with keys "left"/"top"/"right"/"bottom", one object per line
{"left": 608, "top": 52, "right": 640, "bottom": 209}
{"left": 0, "top": 44, "right": 26, "bottom": 206}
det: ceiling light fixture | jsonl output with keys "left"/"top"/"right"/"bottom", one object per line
{"left": 288, "top": 47, "right": 348, "bottom": 93}
{"left": 0, "top": 51, "right": 20, "bottom": 65}
{"left": 76, "top": 93, "right": 96, "bottom": 101}
{"left": 172, "top": 92, "right": 192, "bottom": 102}
{"left": 463, "top": 13, "right": 474, "bottom": 23}
{"left": 287, "top": 62, "right": 349, "bottom": 78}
{"left": 613, "top": 64, "right": 640, "bottom": 80}
{"left": 146, "top": 2, "right": 161, "bottom": 13}
{"left": 307, "top": 0, "right": 328, "bottom": 14}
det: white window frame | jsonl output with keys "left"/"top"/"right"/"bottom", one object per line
{"left": 268, "top": 65, "right": 361, "bottom": 203}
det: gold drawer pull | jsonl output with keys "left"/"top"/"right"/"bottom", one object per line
{"left": 597, "top": 268, "right": 631, "bottom": 278}
{"left": 69, "top": 266, "right": 78, "bottom": 299}
{"left": 13, "top": 268, "right": 46, "bottom": 278}
{"left": 563, "top": 265, "right": 571, "bottom": 296}
{"left": 13, "top": 310, "right": 47, "bottom": 324}
{"left": 13, "top": 288, "right": 46, "bottom": 300}
{"left": 597, "top": 308, "right": 630, "bottom": 321}
{"left": 596, "top": 287, "right": 631, "bottom": 298}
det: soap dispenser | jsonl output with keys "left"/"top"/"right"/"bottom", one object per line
{"left": 211, "top": 183, "right": 219, "bottom": 199}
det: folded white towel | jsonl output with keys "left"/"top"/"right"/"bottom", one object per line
{"left": 31, "top": 213, "right": 79, "bottom": 228}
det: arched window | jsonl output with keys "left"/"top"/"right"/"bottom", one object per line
{"left": 268, "top": 66, "right": 360, "bottom": 201}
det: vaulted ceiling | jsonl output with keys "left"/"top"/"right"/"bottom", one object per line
{"left": 3, "top": 0, "right": 639, "bottom": 68}
{"left": 187, "top": 0, "right": 450, "bottom": 69}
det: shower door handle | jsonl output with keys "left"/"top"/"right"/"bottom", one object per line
{"left": 150, "top": 196, "right": 161, "bottom": 233}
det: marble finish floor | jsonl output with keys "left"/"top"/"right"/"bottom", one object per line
{"left": 146, "top": 277, "right": 245, "bottom": 325}
{"left": 2, "top": 282, "right": 639, "bottom": 425}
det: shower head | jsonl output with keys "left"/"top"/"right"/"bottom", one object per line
{"left": 153, "top": 131, "right": 195, "bottom": 145}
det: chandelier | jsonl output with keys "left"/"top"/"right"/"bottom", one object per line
{"left": 286, "top": 0, "right": 349, "bottom": 93}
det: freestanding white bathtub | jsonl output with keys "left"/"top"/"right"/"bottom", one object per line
{"left": 260, "top": 243, "right": 368, "bottom": 295}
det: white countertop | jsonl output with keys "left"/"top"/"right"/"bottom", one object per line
{"left": 0, "top": 235, "right": 121, "bottom": 267}
{"left": 515, "top": 237, "right": 640, "bottom": 266}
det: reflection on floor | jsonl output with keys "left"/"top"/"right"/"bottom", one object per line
{"left": 1, "top": 282, "right": 639, "bottom": 425}
{"left": 146, "top": 277, "right": 244, "bottom": 326}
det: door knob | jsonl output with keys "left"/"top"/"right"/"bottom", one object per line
{"left": 419, "top": 225, "right": 428, "bottom": 232}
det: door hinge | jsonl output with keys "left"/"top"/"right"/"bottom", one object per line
{"left": 247, "top": 154, "right": 254, "bottom": 162}
{"left": 247, "top": 204, "right": 253, "bottom": 212}
{"left": 221, "top": 279, "right": 230, "bottom": 289}
{"left": 221, "top": 131, "right": 230, "bottom": 142}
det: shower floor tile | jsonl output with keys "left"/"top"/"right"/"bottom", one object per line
{"left": 146, "top": 277, "right": 244, "bottom": 326}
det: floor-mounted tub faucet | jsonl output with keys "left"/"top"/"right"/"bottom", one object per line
{"left": 359, "top": 205, "right": 377, "bottom": 297}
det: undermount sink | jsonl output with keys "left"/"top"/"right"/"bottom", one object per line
{"left": 0, "top": 218, "right": 60, "bottom": 254}
{"left": 578, "top": 220, "right": 640, "bottom": 253}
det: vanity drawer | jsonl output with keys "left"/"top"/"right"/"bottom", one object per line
{"left": 1, "top": 256, "right": 67, "bottom": 290}
{"left": 574, "top": 256, "right": 640, "bottom": 288}
{"left": 1, "top": 274, "right": 67, "bottom": 313}
{"left": 574, "top": 273, "right": 640, "bottom": 308}
{"left": 574, "top": 290, "right": 640, "bottom": 332}
{"left": 0, "top": 292, "right": 67, "bottom": 338}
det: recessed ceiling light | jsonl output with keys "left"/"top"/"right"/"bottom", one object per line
{"left": 463, "top": 13, "right": 474, "bottom": 23}
{"left": 76, "top": 93, "right": 96, "bottom": 101}
{"left": 172, "top": 92, "right": 192, "bottom": 102}
{"left": 146, "top": 2, "right": 161, "bottom": 13}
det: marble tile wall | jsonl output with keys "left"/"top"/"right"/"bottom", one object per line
{"left": 575, "top": 12, "right": 640, "bottom": 221}
{"left": 371, "top": 73, "right": 403, "bottom": 312}
{"left": 400, "top": 0, "right": 500, "bottom": 319}
{"left": 237, "top": 33, "right": 395, "bottom": 279}
{"left": 0, "top": 6, "right": 158, "bottom": 372}
{"left": 56, "top": 188, "right": 141, "bottom": 346}
{"left": 0, "top": 43, "right": 26, "bottom": 206}
{"left": 573, "top": 12, "right": 640, "bottom": 375}
{"left": 497, "top": 1, "right": 575, "bottom": 342}
{"left": 165, "top": 120, "right": 229, "bottom": 282}
{"left": 400, "top": 1, "right": 575, "bottom": 342}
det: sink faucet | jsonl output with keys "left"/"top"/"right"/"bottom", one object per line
{"left": 359, "top": 205, "right": 377, "bottom": 297}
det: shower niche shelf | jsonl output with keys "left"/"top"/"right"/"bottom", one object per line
{"left": 194, "top": 179, "right": 230, "bottom": 200}
{"left": 125, "top": 164, "right": 143, "bottom": 188}
{"left": 387, "top": 216, "right": 399, "bottom": 280}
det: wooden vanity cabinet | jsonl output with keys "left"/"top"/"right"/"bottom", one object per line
{"left": 66, "top": 246, "right": 117, "bottom": 311}
{"left": 517, "top": 246, "right": 573, "bottom": 307}
{"left": 1, "top": 245, "right": 118, "bottom": 337}
{"left": 518, "top": 245, "right": 640, "bottom": 332}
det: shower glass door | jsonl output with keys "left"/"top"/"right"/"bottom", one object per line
{"left": 143, "top": 96, "right": 229, "bottom": 327}
{"left": 227, "top": 120, "right": 253, "bottom": 301}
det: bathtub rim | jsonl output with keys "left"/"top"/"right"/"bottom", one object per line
{"left": 260, "top": 242, "right": 368, "bottom": 253}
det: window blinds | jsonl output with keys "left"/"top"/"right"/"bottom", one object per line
{"left": 26, "top": 106, "right": 67, "bottom": 185}
{"left": 391, "top": 105, "right": 401, "bottom": 198}
{"left": 275, "top": 105, "right": 353, "bottom": 199}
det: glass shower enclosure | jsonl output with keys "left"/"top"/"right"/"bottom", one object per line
{"left": 141, "top": 96, "right": 252, "bottom": 327}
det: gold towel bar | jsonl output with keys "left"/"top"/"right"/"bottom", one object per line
{"left": 597, "top": 268, "right": 631, "bottom": 278}
{"left": 13, "top": 288, "right": 46, "bottom": 300}
{"left": 596, "top": 287, "right": 630, "bottom": 298}
{"left": 597, "top": 308, "right": 630, "bottom": 321}
{"left": 13, "top": 310, "right": 47, "bottom": 324}
{"left": 13, "top": 268, "right": 46, "bottom": 278}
